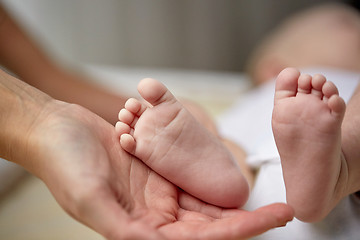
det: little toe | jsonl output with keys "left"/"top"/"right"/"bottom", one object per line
{"left": 274, "top": 68, "right": 301, "bottom": 101}
{"left": 125, "top": 98, "right": 147, "bottom": 116}
{"left": 311, "top": 74, "right": 326, "bottom": 98}
{"left": 115, "top": 121, "right": 131, "bottom": 136}
{"left": 120, "top": 134, "right": 136, "bottom": 154}
{"left": 137, "top": 78, "right": 176, "bottom": 107}
{"left": 118, "top": 108, "right": 136, "bottom": 125}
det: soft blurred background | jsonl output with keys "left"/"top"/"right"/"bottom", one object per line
{"left": 2, "top": 0, "right": 357, "bottom": 72}
{"left": 0, "top": 0, "right": 359, "bottom": 239}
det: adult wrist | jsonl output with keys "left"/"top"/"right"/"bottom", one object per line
{"left": 0, "top": 70, "right": 53, "bottom": 173}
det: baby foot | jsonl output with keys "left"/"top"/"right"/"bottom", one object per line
{"left": 115, "top": 78, "right": 249, "bottom": 208}
{"left": 272, "top": 68, "right": 347, "bottom": 222}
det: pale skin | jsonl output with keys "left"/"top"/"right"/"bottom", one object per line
{"left": 0, "top": 69, "right": 294, "bottom": 239}
{"left": 115, "top": 78, "right": 249, "bottom": 208}
{"left": 272, "top": 67, "right": 357, "bottom": 222}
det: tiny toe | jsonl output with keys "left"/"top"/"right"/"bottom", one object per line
{"left": 328, "top": 95, "right": 346, "bottom": 117}
{"left": 311, "top": 74, "right": 326, "bottom": 98}
{"left": 125, "top": 98, "right": 147, "bottom": 116}
{"left": 274, "top": 68, "right": 301, "bottom": 101}
{"left": 118, "top": 108, "right": 135, "bottom": 125}
{"left": 137, "top": 78, "right": 175, "bottom": 106}
{"left": 120, "top": 134, "right": 136, "bottom": 154}
{"left": 115, "top": 121, "right": 131, "bottom": 136}
{"left": 297, "top": 74, "right": 312, "bottom": 94}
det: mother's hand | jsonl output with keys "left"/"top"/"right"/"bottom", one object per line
{"left": 25, "top": 101, "right": 293, "bottom": 240}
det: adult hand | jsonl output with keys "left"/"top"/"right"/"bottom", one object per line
{"left": 1, "top": 71, "right": 293, "bottom": 239}
{"left": 24, "top": 101, "right": 293, "bottom": 239}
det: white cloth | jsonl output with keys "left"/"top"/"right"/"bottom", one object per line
{"left": 218, "top": 68, "right": 360, "bottom": 239}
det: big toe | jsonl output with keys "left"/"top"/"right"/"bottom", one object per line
{"left": 137, "top": 78, "right": 175, "bottom": 106}
{"left": 274, "top": 68, "right": 301, "bottom": 101}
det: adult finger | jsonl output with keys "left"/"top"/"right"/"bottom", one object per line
{"left": 162, "top": 203, "right": 293, "bottom": 240}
